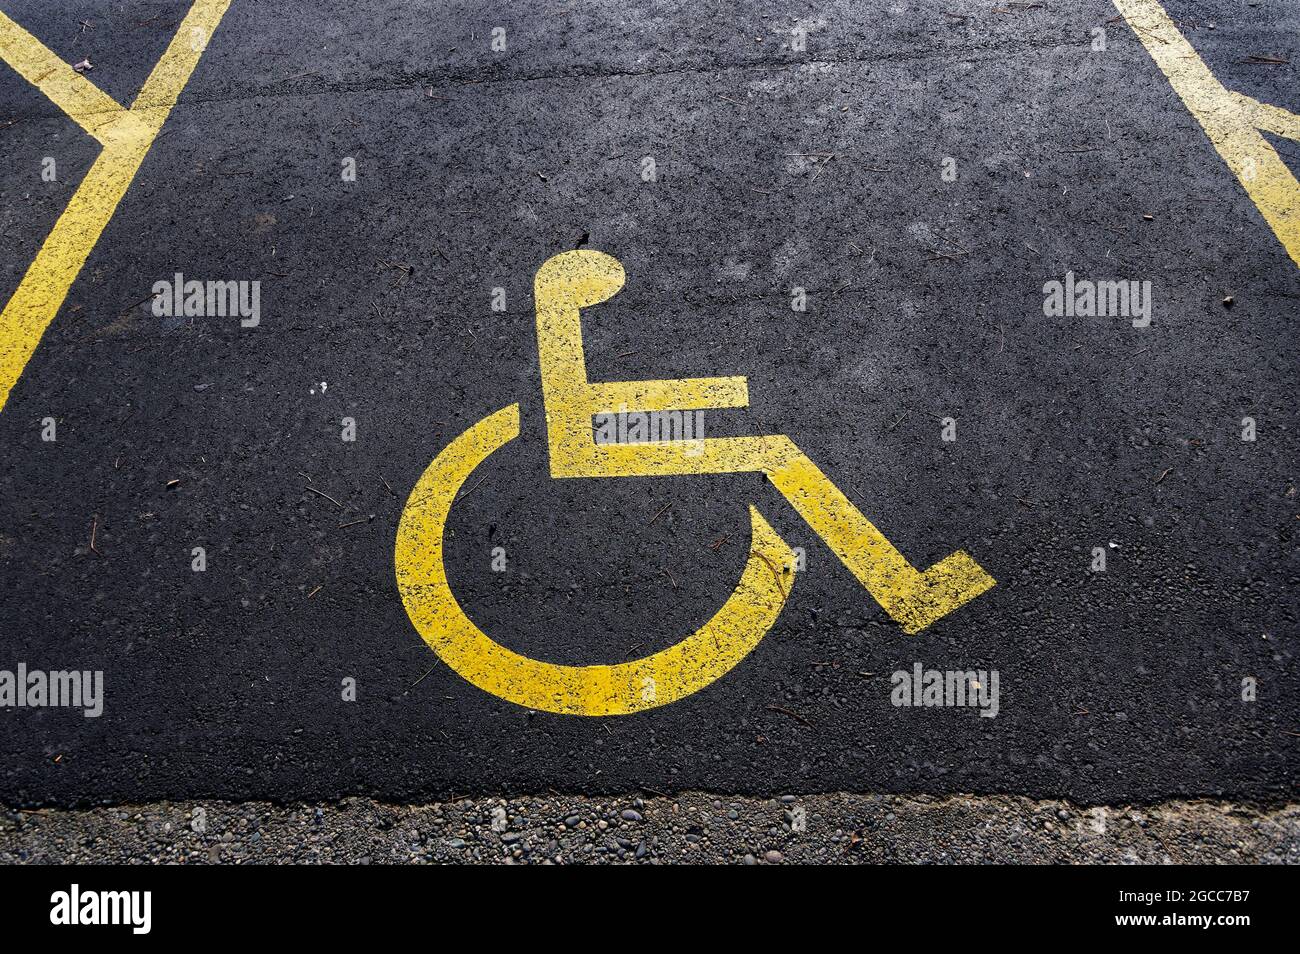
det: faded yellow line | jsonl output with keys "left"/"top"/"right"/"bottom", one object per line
{"left": 1237, "top": 95, "right": 1300, "bottom": 143}
{"left": 1113, "top": 0, "right": 1300, "bottom": 267}
{"left": 0, "top": 0, "right": 232, "bottom": 412}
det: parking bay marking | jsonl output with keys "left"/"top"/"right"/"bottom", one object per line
{"left": 0, "top": 0, "right": 1295, "bottom": 417}
{"left": 1114, "top": 0, "right": 1300, "bottom": 268}
{"left": 0, "top": 0, "right": 232, "bottom": 411}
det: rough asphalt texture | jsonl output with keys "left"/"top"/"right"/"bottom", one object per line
{"left": 4, "top": 795, "right": 1298, "bottom": 864}
{"left": 0, "top": 0, "right": 1297, "bottom": 827}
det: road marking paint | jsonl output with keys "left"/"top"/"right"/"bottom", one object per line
{"left": 398, "top": 250, "right": 994, "bottom": 715}
{"left": 395, "top": 403, "right": 795, "bottom": 716}
{"left": 1113, "top": 0, "right": 1300, "bottom": 268}
{"left": 534, "top": 250, "right": 994, "bottom": 633}
{"left": 0, "top": 13, "right": 146, "bottom": 146}
{"left": 0, "top": 0, "right": 232, "bottom": 411}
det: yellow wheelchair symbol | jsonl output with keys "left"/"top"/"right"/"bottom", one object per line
{"left": 395, "top": 250, "right": 994, "bottom": 716}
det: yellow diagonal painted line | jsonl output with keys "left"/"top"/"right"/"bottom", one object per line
{"left": 1113, "top": 0, "right": 1300, "bottom": 268}
{"left": 130, "top": 0, "right": 229, "bottom": 124}
{"left": 0, "top": 0, "right": 232, "bottom": 412}
{"left": 0, "top": 10, "right": 141, "bottom": 145}
{"left": 1238, "top": 95, "right": 1300, "bottom": 143}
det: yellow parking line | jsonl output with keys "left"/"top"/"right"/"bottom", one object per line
{"left": 1113, "top": 0, "right": 1300, "bottom": 268}
{"left": 130, "top": 0, "right": 230, "bottom": 124}
{"left": 0, "top": 0, "right": 232, "bottom": 412}
{"left": 1238, "top": 96, "right": 1300, "bottom": 143}
{"left": 0, "top": 10, "right": 135, "bottom": 145}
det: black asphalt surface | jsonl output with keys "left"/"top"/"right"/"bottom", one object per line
{"left": 0, "top": 0, "right": 1296, "bottom": 806}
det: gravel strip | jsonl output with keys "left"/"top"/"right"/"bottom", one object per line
{"left": 3, "top": 794, "right": 1296, "bottom": 864}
